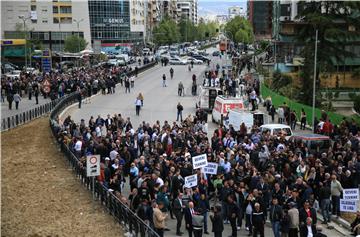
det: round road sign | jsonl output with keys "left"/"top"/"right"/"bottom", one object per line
{"left": 90, "top": 156, "right": 97, "bottom": 164}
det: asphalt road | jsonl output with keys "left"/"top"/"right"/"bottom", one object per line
{"left": 67, "top": 47, "right": 345, "bottom": 237}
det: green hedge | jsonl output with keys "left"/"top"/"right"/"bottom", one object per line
{"left": 261, "top": 83, "right": 360, "bottom": 126}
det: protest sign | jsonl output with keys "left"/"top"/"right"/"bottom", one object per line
{"left": 202, "top": 162, "right": 218, "bottom": 175}
{"left": 192, "top": 154, "right": 208, "bottom": 169}
{"left": 184, "top": 174, "right": 198, "bottom": 188}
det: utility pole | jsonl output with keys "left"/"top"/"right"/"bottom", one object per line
{"left": 18, "top": 15, "right": 31, "bottom": 68}
{"left": 73, "top": 18, "right": 84, "bottom": 52}
{"left": 312, "top": 29, "right": 318, "bottom": 129}
{"left": 59, "top": 21, "right": 62, "bottom": 62}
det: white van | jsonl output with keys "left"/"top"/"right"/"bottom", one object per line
{"left": 224, "top": 109, "right": 269, "bottom": 131}
{"left": 197, "top": 86, "right": 223, "bottom": 112}
{"left": 259, "top": 124, "right": 293, "bottom": 139}
{"left": 212, "top": 96, "right": 245, "bottom": 123}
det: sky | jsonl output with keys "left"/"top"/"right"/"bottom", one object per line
{"left": 198, "top": 0, "right": 247, "bottom": 16}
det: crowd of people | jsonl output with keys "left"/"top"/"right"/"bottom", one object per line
{"left": 1, "top": 64, "right": 135, "bottom": 111}
{"left": 52, "top": 98, "right": 360, "bottom": 237}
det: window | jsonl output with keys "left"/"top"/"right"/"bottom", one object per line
{"left": 31, "top": 19, "right": 37, "bottom": 23}
{"left": 42, "top": 19, "right": 48, "bottom": 23}
{"left": 114, "top": 32, "right": 119, "bottom": 38}
{"left": 53, "top": 17, "right": 59, "bottom": 23}
{"left": 53, "top": 6, "right": 58, "bottom": 13}
{"left": 42, "top": 8, "right": 48, "bottom": 12}
{"left": 44, "top": 32, "right": 49, "bottom": 40}
{"left": 60, "top": 6, "right": 71, "bottom": 14}
{"left": 60, "top": 17, "right": 72, "bottom": 24}
{"left": 31, "top": 5, "right": 36, "bottom": 11}
{"left": 97, "top": 31, "right": 102, "bottom": 38}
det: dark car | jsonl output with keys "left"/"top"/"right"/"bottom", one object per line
{"left": 192, "top": 54, "right": 211, "bottom": 63}
{"left": 289, "top": 134, "right": 332, "bottom": 154}
{"left": 212, "top": 51, "right": 220, "bottom": 56}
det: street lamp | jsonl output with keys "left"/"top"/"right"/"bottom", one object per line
{"left": 312, "top": 29, "right": 319, "bottom": 129}
{"left": 73, "top": 18, "right": 84, "bottom": 52}
{"left": 18, "top": 15, "right": 31, "bottom": 68}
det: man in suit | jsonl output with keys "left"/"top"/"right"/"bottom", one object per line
{"left": 174, "top": 192, "right": 185, "bottom": 236}
{"left": 105, "top": 114, "right": 113, "bottom": 130}
{"left": 185, "top": 201, "right": 195, "bottom": 237}
{"left": 210, "top": 205, "right": 224, "bottom": 237}
{"left": 300, "top": 217, "right": 317, "bottom": 237}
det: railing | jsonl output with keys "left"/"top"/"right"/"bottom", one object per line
{"left": 49, "top": 92, "right": 159, "bottom": 237}
{"left": 1, "top": 97, "right": 62, "bottom": 132}
{"left": 1, "top": 61, "right": 157, "bottom": 132}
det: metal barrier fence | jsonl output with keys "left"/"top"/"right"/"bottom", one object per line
{"left": 49, "top": 92, "right": 159, "bottom": 237}
{"left": 1, "top": 61, "right": 157, "bottom": 132}
{"left": 1, "top": 98, "right": 62, "bottom": 132}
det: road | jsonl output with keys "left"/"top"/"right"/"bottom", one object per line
{"left": 1, "top": 95, "right": 51, "bottom": 118}
{"left": 66, "top": 47, "right": 345, "bottom": 237}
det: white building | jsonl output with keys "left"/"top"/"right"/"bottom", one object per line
{"left": 177, "top": 0, "right": 198, "bottom": 25}
{"left": 130, "top": 0, "right": 146, "bottom": 44}
{"left": 228, "top": 6, "right": 246, "bottom": 19}
{"left": 1, "top": 0, "right": 91, "bottom": 52}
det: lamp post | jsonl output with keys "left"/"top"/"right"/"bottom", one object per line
{"left": 73, "top": 18, "right": 84, "bottom": 52}
{"left": 58, "top": 21, "right": 62, "bottom": 62}
{"left": 312, "top": 29, "right": 319, "bottom": 129}
{"left": 18, "top": 15, "right": 31, "bottom": 68}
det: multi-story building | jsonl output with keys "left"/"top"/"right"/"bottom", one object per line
{"left": 215, "top": 15, "right": 229, "bottom": 25}
{"left": 177, "top": 0, "right": 198, "bottom": 25}
{"left": 130, "top": 0, "right": 146, "bottom": 44}
{"left": 1, "top": 0, "right": 91, "bottom": 52}
{"left": 163, "top": 0, "right": 178, "bottom": 23}
{"left": 228, "top": 6, "right": 246, "bottom": 19}
{"left": 247, "top": 0, "right": 273, "bottom": 39}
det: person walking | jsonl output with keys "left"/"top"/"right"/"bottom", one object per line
{"left": 77, "top": 87, "right": 82, "bottom": 109}
{"left": 178, "top": 81, "right": 184, "bottom": 96}
{"left": 252, "top": 202, "right": 265, "bottom": 237}
{"left": 270, "top": 105, "right": 276, "bottom": 123}
{"left": 125, "top": 77, "right": 131, "bottom": 93}
{"left": 173, "top": 192, "right": 185, "bottom": 236}
{"left": 270, "top": 197, "right": 283, "bottom": 237}
{"left": 277, "top": 107, "right": 285, "bottom": 124}
{"left": 135, "top": 96, "right": 142, "bottom": 116}
{"left": 318, "top": 182, "right": 331, "bottom": 224}
{"left": 300, "top": 108, "right": 306, "bottom": 130}
{"left": 162, "top": 74, "right": 167, "bottom": 87}
{"left": 210, "top": 205, "right": 224, "bottom": 237}
{"left": 288, "top": 202, "right": 299, "bottom": 237}
{"left": 170, "top": 67, "right": 174, "bottom": 79}
{"left": 7, "top": 92, "right": 14, "bottom": 110}
{"left": 227, "top": 195, "right": 239, "bottom": 237}
{"left": 185, "top": 201, "right": 195, "bottom": 237}
{"left": 13, "top": 92, "right": 21, "bottom": 110}
{"left": 177, "top": 102, "right": 183, "bottom": 122}
{"left": 34, "top": 87, "right": 39, "bottom": 104}
{"left": 330, "top": 174, "right": 343, "bottom": 218}
{"left": 153, "top": 202, "right": 168, "bottom": 237}
{"left": 138, "top": 92, "right": 144, "bottom": 106}
{"left": 131, "top": 75, "right": 135, "bottom": 88}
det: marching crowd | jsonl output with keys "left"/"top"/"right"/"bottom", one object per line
{"left": 1, "top": 64, "right": 135, "bottom": 110}
{"left": 52, "top": 99, "right": 360, "bottom": 237}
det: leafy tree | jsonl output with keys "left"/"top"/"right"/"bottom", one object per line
{"left": 153, "top": 17, "right": 180, "bottom": 45}
{"left": 64, "top": 35, "right": 87, "bottom": 53}
{"left": 224, "top": 16, "right": 254, "bottom": 44}
{"left": 296, "top": 1, "right": 360, "bottom": 105}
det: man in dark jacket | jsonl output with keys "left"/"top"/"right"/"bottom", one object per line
{"left": 227, "top": 195, "right": 239, "bottom": 237}
{"left": 300, "top": 217, "right": 317, "bottom": 237}
{"left": 185, "top": 201, "right": 195, "bottom": 237}
{"left": 252, "top": 202, "right": 265, "bottom": 237}
{"left": 299, "top": 200, "right": 317, "bottom": 227}
{"left": 173, "top": 192, "right": 185, "bottom": 236}
{"left": 318, "top": 182, "right": 331, "bottom": 224}
{"left": 210, "top": 205, "right": 224, "bottom": 237}
{"left": 270, "top": 197, "right": 283, "bottom": 237}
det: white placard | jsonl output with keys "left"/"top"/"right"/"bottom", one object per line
{"left": 340, "top": 199, "right": 358, "bottom": 213}
{"left": 343, "top": 188, "right": 359, "bottom": 200}
{"left": 86, "top": 155, "right": 100, "bottom": 177}
{"left": 184, "top": 174, "right": 198, "bottom": 188}
{"left": 192, "top": 154, "right": 208, "bottom": 169}
{"left": 202, "top": 162, "right": 218, "bottom": 175}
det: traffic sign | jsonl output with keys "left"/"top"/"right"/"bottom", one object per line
{"left": 86, "top": 155, "right": 100, "bottom": 177}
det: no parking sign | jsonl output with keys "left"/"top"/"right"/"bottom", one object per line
{"left": 86, "top": 155, "right": 100, "bottom": 177}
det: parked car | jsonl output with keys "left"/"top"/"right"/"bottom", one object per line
{"left": 289, "top": 134, "right": 331, "bottom": 154}
{"left": 192, "top": 54, "right": 211, "bottom": 63}
{"left": 186, "top": 57, "right": 203, "bottom": 64}
{"left": 260, "top": 124, "right": 293, "bottom": 140}
{"left": 169, "top": 58, "right": 187, "bottom": 65}
{"left": 212, "top": 51, "right": 220, "bottom": 56}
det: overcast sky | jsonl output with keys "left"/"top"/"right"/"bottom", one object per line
{"left": 198, "top": 0, "right": 247, "bottom": 16}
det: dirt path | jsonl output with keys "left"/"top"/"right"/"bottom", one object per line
{"left": 1, "top": 117, "right": 124, "bottom": 237}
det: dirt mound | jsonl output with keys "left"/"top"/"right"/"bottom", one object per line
{"left": 1, "top": 117, "right": 123, "bottom": 237}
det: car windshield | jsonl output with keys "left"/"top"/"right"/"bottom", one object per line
{"left": 309, "top": 140, "right": 330, "bottom": 150}
{"left": 273, "top": 128, "right": 291, "bottom": 136}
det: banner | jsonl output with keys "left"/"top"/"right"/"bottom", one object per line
{"left": 184, "top": 174, "right": 198, "bottom": 188}
{"left": 343, "top": 188, "right": 359, "bottom": 201}
{"left": 340, "top": 199, "right": 358, "bottom": 213}
{"left": 192, "top": 154, "right": 208, "bottom": 169}
{"left": 202, "top": 162, "right": 218, "bottom": 175}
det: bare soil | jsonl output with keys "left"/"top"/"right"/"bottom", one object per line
{"left": 1, "top": 117, "right": 124, "bottom": 237}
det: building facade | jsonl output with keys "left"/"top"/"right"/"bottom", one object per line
{"left": 177, "top": 0, "right": 198, "bottom": 25}
{"left": 247, "top": 0, "right": 273, "bottom": 39}
{"left": 1, "top": 0, "right": 91, "bottom": 52}
{"left": 228, "top": 6, "right": 245, "bottom": 19}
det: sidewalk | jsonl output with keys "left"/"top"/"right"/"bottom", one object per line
{"left": 1, "top": 95, "right": 52, "bottom": 118}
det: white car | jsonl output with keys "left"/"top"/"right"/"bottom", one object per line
{"left": 186, "top": 57, "right": 203, "bottom": 64}
{"left": 260, "top": 124, "right": 293, "bottom": 140}
{"left": 169, "top": 58, "right": 187, "bottom": 65}
{"left": 5, "top": 70, "right": 21, "bottom": 79}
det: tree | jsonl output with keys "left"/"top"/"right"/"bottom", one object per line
{"left": 64, "top": 35, "right": 87, "bottom": 53}
{"left": 224, "top": 16, "right": 254, "bottom": 44}
{"left": 296, "top": 1, "right": 360, "bottom": 105}
{"left": 153, "top": 17, "right": 180, "bottom": 45}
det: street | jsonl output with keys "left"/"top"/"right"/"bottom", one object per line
{"left": 65, "top": 47, "right": 346, "bottom": 237}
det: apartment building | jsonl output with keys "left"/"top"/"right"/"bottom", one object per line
{"left": 228, "top": 6, "right": 246, "bottom": 19}
{"left": 1, "top": 0, "right": 91, "bottom": 52}
{"left": 177, "top": 0, "right": 198, "bottom": 25}
{"left": 247, "top": 0, "right": 273, "bottom": 39}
